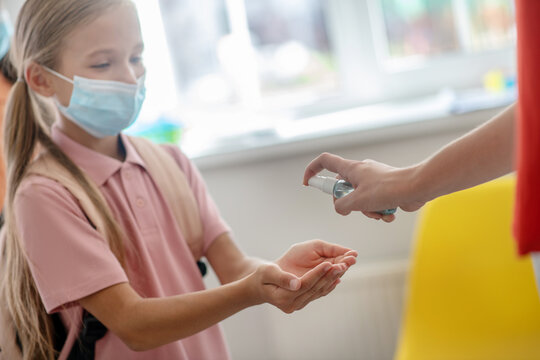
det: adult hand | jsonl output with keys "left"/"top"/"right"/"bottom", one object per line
{"left": 303, "top": 152, "right": 425, "bottom": 221}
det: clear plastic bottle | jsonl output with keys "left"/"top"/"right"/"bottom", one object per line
{"left": 308, "top": 175, "right": 396, "bottom": 215}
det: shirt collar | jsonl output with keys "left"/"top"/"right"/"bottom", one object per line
{"left": 51, "top": 125, "right": 146, "bottom": 186}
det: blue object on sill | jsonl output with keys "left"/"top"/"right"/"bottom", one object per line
{"left": 129, "top": 116, "right": 184, "bottom": 144}
{"left": 449, "top": 87, "right": 516, "bottom": 114}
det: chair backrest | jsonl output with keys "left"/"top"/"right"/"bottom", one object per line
{"left": 394, "top": 176, "right": 540, "bottom": 360}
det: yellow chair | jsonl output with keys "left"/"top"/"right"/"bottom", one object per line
{"left": 394, "top": 176, "right": 540, "bottom": 360}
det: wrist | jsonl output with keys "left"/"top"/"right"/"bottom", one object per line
{"left": 236, "top": 271, "right": 264, "bottom": 307}
{"left": 412, "top": 158, "right": 453, "bottom": 204}
{"left": 232, "top": 257, "right": 261, "bottom": 282}
{"left": 396, "top": 164, "right": 432, "bottom": 205}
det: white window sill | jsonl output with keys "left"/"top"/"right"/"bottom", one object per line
{"left": 183, "top": 88, "right": 515, "bottom": 170}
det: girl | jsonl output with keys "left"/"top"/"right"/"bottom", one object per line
{"left": 0, "top": 0, "right": 357, "bottom": 359}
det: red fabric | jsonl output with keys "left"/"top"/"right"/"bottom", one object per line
{"left": 514, "top": 1, "right": 540, "bottom": 255}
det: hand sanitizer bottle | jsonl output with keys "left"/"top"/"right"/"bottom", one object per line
{"left": 308, "top": 175, "right": 397, "bottom": 215}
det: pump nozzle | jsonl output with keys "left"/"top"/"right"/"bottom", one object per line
{"left": 308, "top": 176, "right": 338, "bottom": 195}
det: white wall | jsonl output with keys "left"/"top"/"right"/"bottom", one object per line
{"left": 198, "top": 107, "right": 501, "bottom": 359}
{"left": 3, "top": 0, "right": 22, "bottom": 21}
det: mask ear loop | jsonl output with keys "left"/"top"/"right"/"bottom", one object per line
{"left": 43, "top": 66, "right": 74, "bottom": 84}
{"left": 41, "top": 66, "right": 75, "bottom": 112}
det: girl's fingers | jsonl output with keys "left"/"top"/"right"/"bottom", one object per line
{"left": 297, "top": 278, "right": 342, "bottom": 311}
{"left": 311, "top": 239, "right": 355, "bottom": 259}
{"left": 334, "top": 255, "right": 357, "bottom": 267}
{"left": 294, "top": 264, "right": 345, "bottom": 310}
{"left": 321, "top": 278, "right": 341, "bottom": 297}
{"left": 296, "top": 262, "right": 333, "bottom": 292}
{"left": 262, "top": 264, "right": 301, "bottom": 291}
{"left": 333, "top": 250, "right": 358, "bottom": 263}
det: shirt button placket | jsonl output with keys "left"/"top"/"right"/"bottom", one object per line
{"left": 123, "top": 165, "right": 157, "bottom": 233}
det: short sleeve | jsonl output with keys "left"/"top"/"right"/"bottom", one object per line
{"left": 161, "top": 145, "right": 231, "bottom": 253}
{"left": 14, "top": 176, "right": 128, "bottom": 313}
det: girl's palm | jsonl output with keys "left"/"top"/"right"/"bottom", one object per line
{"left": 275, "top": 240, "right": 357, "bottom": 277}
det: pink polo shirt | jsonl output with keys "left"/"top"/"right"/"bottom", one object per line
{"left": 14, "top": 126, "right": 231, "bottom": 359}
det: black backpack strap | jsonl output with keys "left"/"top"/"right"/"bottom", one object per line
{"left": 51, "top": 313, "right": 68, "bottom": 354}
{"left": 13, "top": 312, "right": 103, "bottom": 359}
{"left": 197, "top": 259, "right": 207, "bottom": 277}
{"left": 66, "top": 312, "right": 107, "bottom": 360}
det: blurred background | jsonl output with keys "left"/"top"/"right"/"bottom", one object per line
{"left": 129, "top": 0, "right": 515, "bottom": 154}
{"left": 4, "top": 0, "right": 518, "bottom": 359}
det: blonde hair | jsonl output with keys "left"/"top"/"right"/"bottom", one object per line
{"left": 0, "top": 0, "right": 131, "bottom": 359}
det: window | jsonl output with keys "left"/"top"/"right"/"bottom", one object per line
{"left": 381, "top": 1, "right": 459, "bottom": 59}
{"left": 244, "top": 0, "right": 336, "bottom": 98}
{"left": 132, "top": 0, "right": 516, "bottom": 151}
{"left": 156, "top": 0, "right": 336, "bottom": 110}
{"left": 129, "top": 0, "right": 180, "bottom": 143}
{"left": 465, "top": 0, "right": 515, "bottom": 51}
{"left": 374, "top": 0, "right": 515, "bottom": 67}
{"left": 351, "top": 0, "right": 516, "bottom": 102}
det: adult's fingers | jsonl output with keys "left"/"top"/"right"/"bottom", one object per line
{"left": 381, "top": 213, "right": 396, "bottom": 223}
{"left": 360, "top": 210, "right": 396, "bottom": 223}
{"left": 303, "top": 153, "right": 351, "bottom": 186}
{"left": 334, "top": 193, "right": 357, "bottom": 215}
{"left": 335, "top": 194, "right": 396, "bottom": 218}
{"left": 362, "top": 210, "right": 383, "bottom": 220}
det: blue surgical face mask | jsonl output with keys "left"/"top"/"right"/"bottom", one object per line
{"left": 0, "top": 11, "right": 13, "bottom": 60}
{"left": 45, "top": 67, "right": 146, "bottom": 138}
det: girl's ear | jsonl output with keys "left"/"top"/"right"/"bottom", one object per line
{"left": 25, "top": 62, "right": 57, "bottom": 97}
